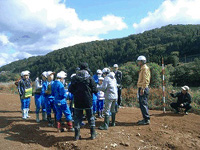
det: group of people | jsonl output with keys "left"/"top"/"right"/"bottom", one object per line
{"left": 17, "top": 55, "right": 192, "bottom": 140}
{"left": 17, "top": 61, "right": 123, "bottom": 140}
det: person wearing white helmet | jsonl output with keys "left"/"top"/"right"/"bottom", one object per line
{"left": 17, "top": 70, "right": 32, "bottom": 120}
{"left": 34, "top": 76, "right": 45, "bottom": 123}
{"left": 93, "top": 69, "right": 103, "bottom": 84}
{"left": 113, "top": 64, "right": 123, "bottom": 108}
{"left": 137, "top": 55, "right": 151, "bottom": 125}
{"left": 41, "top": 71, "right": 48, "bottom": 121}
{"left": 51, "top": 71, "right": 74, "bottom": 132}
{"left": 45, "top": 71, "right": 57, "bottom": 127}
{"left": 102, "top": 68, "right": 110, "bottom": 75}
{"left": 92, "top": 69, "right": 102, "bottom": 119}
{"left": 170, "top": 86, "right": 192, "bottom": 115}
{"left": 98, "top": 69, "right": 118, "bottom": 130}
{"left": 97, "top": 77, "right": 105, "bottom": 118}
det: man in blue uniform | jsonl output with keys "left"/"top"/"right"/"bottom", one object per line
{"left": 34, "top": 76, "right": 45, "bottom": 123}
{"left": 46, "top": 71, "right": 57, "bottom": 126}
{"left": 41, "top": 71, "right": 48, "bottom": 121}
{"left": 51, "top": 71, "right": 74, "bottom": 132}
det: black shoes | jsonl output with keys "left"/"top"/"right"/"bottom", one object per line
{"left": 137, "top": 119, "right": 150, "bottom": 125}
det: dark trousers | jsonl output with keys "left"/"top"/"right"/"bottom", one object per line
{"left": 74, "top": 107, "right": 95, "bottom": 129}
{"left": 138, "top": 88, "right": 150, "bottom": 120}
{"left": 170, "top": 102, "right": 192, "bottom": 112}
{"left": 117, "top": 87, "right": 122, "bottom": 106}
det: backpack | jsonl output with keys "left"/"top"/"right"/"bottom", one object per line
{"left": 14, "top": 78, "right": 21, "bottom": 87}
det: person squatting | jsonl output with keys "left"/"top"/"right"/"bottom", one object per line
{"left": 17, "top": 56, "right": 192, "bottom": 140}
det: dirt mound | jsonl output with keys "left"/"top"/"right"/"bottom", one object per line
{"left": 0, "top": 93, "right": 200, "bottom": 150}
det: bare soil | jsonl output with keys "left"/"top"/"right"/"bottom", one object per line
{"left": 0, "top": 93, "right": 200, "bottom": 150}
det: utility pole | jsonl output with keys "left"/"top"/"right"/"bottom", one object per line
{"left": 162, "top": 58, "right": 166, "bottom": 113}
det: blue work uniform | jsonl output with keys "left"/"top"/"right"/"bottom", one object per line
{"left": 46, "top": 80, "right": 56, "bottom": 115}
{"left": 18, "top": 78, "right": 32, "bottom": 110}
{"left": 34, "top": 79, "right": 46, "bottom": 114}
{"left": 51, "top": 80, "right": 72, "bottom": 121}
{"left": 41, "top": 80, "right": 48, "bottom": 111}
{"left": 92, "top": 75, "right": 99, "bottom": 114}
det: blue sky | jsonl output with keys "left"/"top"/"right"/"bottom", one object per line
{"left": 66, "top": 0, "right": 164, "bottom": 39}
{"left": 0, "top": 0, "right": 200, "bottom": 67}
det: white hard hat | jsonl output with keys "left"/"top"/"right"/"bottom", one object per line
{"left": 57, "top": 71, "right": 67, "bottom": 78}
{"left": 21, "top": 70, "right": 30, "bottom": 76}
{"left": 102, "top": 68, "right": 110, "bottom": 74}
{"left": 97, "top": 69, "right": 102, "bottom": 74}
{"left": 182, "top": 85, "right": 190, "bottom": 91}
{"left": 70, "top": 73, "right": 76, "bottom": 78}
{"left": 184, "top": 86, "right": 190, "bottom": 91}
{"left": 113, "top": 64, "right": 118, "bottom": 68}
{"left": 109, "top": 72, "right": 115, "bottom": 77}
{"left": 98, "top": 77, "right": 104, "bottom": 81}
{"left": 59, "top": 71, "right": 67, "bottom": 76}
{"left": 42, "top": 71, "right": 48, "bottom": 78}
{"left": 46, "top": 71, "right": 55, "bottom": 77}
{"left": 24, "top": 70, "right": 30, "bottom": 74}
{"left": 21, "top": 71, "right": 24, "bottom": 76}
{"left": 137, "top": 55, "right": 146, "bottom": 63}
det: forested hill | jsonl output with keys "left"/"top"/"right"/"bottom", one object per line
{"left": 1, "top": 24, "right": 200, "bottom": 80}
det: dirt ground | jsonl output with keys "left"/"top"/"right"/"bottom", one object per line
{"left": 0, "top": 93, "right": 200, "bottom": 150}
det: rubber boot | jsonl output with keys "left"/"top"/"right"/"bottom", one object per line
{"left": 74, "top": 128, "right": 80, "bottom": 141}
{"left": 90, "top": 126, "right": 96, "bottom": 140}
{"left": 98, "top": 111, "right": 102, "bottom": 118}
{"left": 57, "top": 121, "right": 62, "bottom": 132}
{"left": 47, "top": 115, "right": 53, "bottom": 127}
{"left": 101, "top": 110, "right": 104, "bottom": 118}
{"left": 54, "top": 113, "right": 57, "bottom": 128}
{"left": 36, "top": 113, "right": 40, "bottom": 123}
{"left": 67, "top": 121, "right": 75, "bottom": 132}
{"left": 93, "top": 112, "right": 97, "bottom": 120}
{"left": 111, "top": 113, "right": 116, "bottom": 126}
{"left": 115, "top": 103, "right": 119, "bottom": 113}
{"left": 98, "top": 111, "right": 100, "bottom": 118}
{"left": 22, "top": 109, "right": 27, "bottom": 120}
{"left": 26, "top": 108, "right": 30, "bottom": 118}
{"left": 99, "top": 115, "right": 110, "bottom": 130}
{"left": 42, "top": 112, "right": 47, "bottom": 121}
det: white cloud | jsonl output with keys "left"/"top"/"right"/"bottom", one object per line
{"left": 0, "top": 34, "right": 9, "bottom": 45}
{"left": 0, "top": 52, "right": 33, "bottom": 67}
{"left": 0, "top": 0, "right": 127, "bottom": 67}
{"left": 133, "top": 0, "right": 200, "bottom": 33}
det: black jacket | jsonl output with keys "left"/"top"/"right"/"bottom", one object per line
{"left": 114, "top": 70, "right": 122, "bottom": 85}
{"left": 170, "top": 92, "right": 192, "bottom": 106}
{"left": 69, "top": 70, "right": 98, "bottom": 109}
{"left": 18, "top": 78, "right": 32, "bottom": 99}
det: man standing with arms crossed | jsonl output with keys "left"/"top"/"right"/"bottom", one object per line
{"left": 137, "top": 56, "right": 151, "bottom": 125}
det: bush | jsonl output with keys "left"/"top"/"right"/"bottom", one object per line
{"left": 0, "top": 71, "right": 20, "bottom": 82}
{"left": 122, "top": 87, "right": 200, "bottom": 114}
{"left": 120, "top": 61, "right": 171, "bottom": 88}
{"left": 0, "top": 82, "right": 18, "bottom": 94}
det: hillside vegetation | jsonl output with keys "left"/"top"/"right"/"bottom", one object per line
{"left": 0, "top": 24, "right": 200, "bottom": 86}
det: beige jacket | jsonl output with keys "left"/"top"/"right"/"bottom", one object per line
{"left": 137, "top": 64, "right": 151, "bottom": 89}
